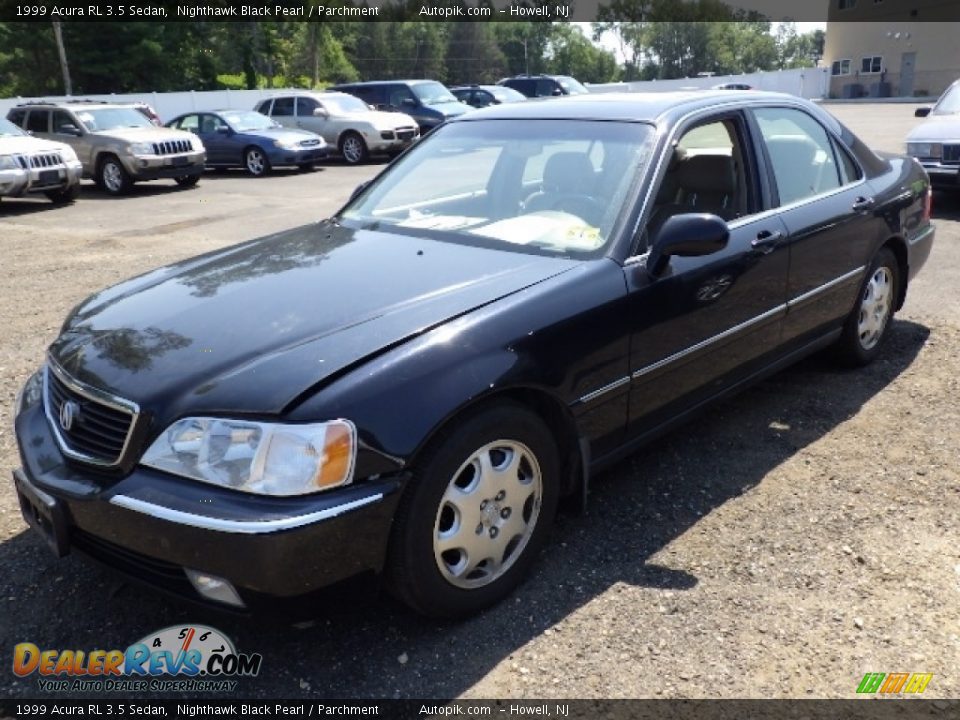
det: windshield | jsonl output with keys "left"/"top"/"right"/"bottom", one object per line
{"left": 412, "top": 82, "right": 459, "bottom": 106}
{"left": 222, "top": 110, "right": 277, "bottom": 131}
{"left": 76, "top": 108, "right": 153, "bottom": 131}
{"left": 340, "top": 119, "right": 654, "bottom": 257}
{"left": 932, "top": 83, "right": 960, "bottom": 115}
{"left": 557, "top": 77, "right": 589, "bottom": 95}
{"left": 323, "top": 95, "right": 371, "bottom": 114}
{"left": 491, "top": 87, "right": 526, "bottom": 102}
{"left": 0, "top": 118, "right": 26, "bottom": 137}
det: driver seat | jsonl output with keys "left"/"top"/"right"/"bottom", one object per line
{"left": 524, "top": 152, "right": 596, "bottom": 214}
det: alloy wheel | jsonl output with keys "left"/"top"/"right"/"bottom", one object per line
{"left": 857, "top": 266, "right": 893, "bottom": 350}
{"left": 433, "top": 440, "right": 543, "bottom": 589}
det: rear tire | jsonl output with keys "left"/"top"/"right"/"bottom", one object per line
{"left": 833, "top": 247, "right": 899, "bottom": 367}
{"left": 386, "top": 403, "right": 559, "bottom": 618}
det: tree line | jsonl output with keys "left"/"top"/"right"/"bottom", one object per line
{"left": 0, "top": 19, "right": 824, "bottom": 97}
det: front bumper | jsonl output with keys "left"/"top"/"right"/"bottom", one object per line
{"left": 13, "top": 400, "right": 403, "bottom": 611}
{"left": 124, "top": 150, "right": 206, "bottom": 180}
{"left": 0, "top": 161, "right": 82, "bottom": 197}
{"left": 267, "top": 145, "right": 330, "bottom": 166}
{"left": 913, "top": 159, "right": 959, "bottom": 186}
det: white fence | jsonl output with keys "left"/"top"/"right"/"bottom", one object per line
{"left": 0, "top": 88, "right": 300, "bottom": 124}
{"left": 587, "top": 67, "right": 829, "bottom": 100}
{"left": 0, "top": 67, "right": 829, "bottom": 122}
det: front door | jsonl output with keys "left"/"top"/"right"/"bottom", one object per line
{"left": 625, "top": 113, "right": 790, "bottom": 436}
{"left": 899, "top": 52, "right": 916, "bottom": 98}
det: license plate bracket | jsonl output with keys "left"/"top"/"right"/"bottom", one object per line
{"left": 171, "top": 156, "right": 190, "bottom": 167}
{"left": 38, "top": 169, "right": 59, "bottom": 184}
{"left": 13, "top": 470, "right": 70, "bottom": 558}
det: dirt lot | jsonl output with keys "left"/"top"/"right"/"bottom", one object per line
{"left": 0, "top": 104, "right": 958, "bottom": 700}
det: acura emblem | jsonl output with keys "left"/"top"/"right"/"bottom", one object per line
{"left": 59, "top": 400, "right": 80, "bottom": 432}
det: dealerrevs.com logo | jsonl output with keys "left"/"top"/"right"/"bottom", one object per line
{"left": 13, "top": 625, "right": 263, "bottom": 693}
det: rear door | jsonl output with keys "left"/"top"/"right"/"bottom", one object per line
{"left": 269, "top": 96, "right": 296, "bottom": 129}
{"left": 748, "top": 105, "right": 882, "bottom": 345}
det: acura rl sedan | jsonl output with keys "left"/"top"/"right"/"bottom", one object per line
{"left": 12, "top": 91, "right": 934, "bottom": 618}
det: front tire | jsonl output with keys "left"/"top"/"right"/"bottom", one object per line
{"left": 45, "top": 184, "right": 80, "bottom": 203}
{"left": 833, "top": 247, "right": 899, "bottom": 366}
{"left": 244, "top": 147, "right": 271, "bottom": 176}
{"left": 386, "top": 403, "right": 560, "bottom": 618}
{"left": 98, "top": 155, "right": 132, "bottom": 195}
{"left": 339, "top": 132, "right": 368, "bottom": 165}
{"left": 174, "top": 174, "right": 200, "bottom": 188}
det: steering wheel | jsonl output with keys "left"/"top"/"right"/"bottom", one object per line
{"left": 525, "top": 193, "right": 605, "bottom": 225}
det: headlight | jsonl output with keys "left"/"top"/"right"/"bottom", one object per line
{"left": 273, "top": 138, "right": 300, "bottom": 150}
{"left": 907, "top": 142, "right": 941, "bottom": 159}
{"left": 0, "top": 154, "right": 21, "bottom": 170}
{"left": 15, "top": 368, "right": 43, "bottom": 418}
{"left": 59, "top": 146, "right": 79, "bottom": 163}
{"left": 129, "top": 142, "right": 155, "bottom": 155}
{"left": 141, "top": 417, "right": 357, "bottom": 496}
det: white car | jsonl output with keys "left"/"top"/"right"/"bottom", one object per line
{"left": 0, "top": 117, "right": 83, "bottom": 204}
{"left": 256, "top": 92, "right": 419, "bottom": 165}
{"left": 907, "top": 78, "right": 960, "bottom": 189}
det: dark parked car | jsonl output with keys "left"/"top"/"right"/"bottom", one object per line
{"left": 498, "top": 74, "right": 589, "bottom": 98}
{"left": 450, "top": 84, "right": 527, "bottom": 108}
{"left": 166, "top": 110, "right": 328, "bottom": 176}
{"left": 328, "top": 80, "right": 469, "bottom": 133}
{"left": 12, "top": 91, "right": 933, "bottom": 619}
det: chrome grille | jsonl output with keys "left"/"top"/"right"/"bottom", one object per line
{"left": 29, "top": 153, "right": 63, "bottom": 168}
{"left": 151, "top": 139, "right": 193, "bottom": 155}
{"left": 942, "top": 144, "right": 960, "bottom": 165}
{"left": 43, "top": 363, "right": 138, "bottom": 467}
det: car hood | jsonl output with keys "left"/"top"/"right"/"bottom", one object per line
{"left": 240, "top": 127, "right": 323, "bottom": 143}
{"left": 92, "top": 126, "right": 196, "bottom": 143}
{"left": 428, "top": 101, "right": 471, "bottom": 119}
{"left": 906, "top": 115, "right": 960, "bottom": 142}
{"left": 50, "top": 222, "right": 577, "bottom": 417}
{"left": 0, "top": 134, "right": 70, "bottom": 154}
{"left": 364, "top": 111, "right": 419, "bottom": 131}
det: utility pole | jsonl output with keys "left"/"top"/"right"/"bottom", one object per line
{"left": 52, "top": 21, "right": 73, "bottom": 95}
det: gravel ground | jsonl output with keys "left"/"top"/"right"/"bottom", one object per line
{"left": 0, "top": 104, "right": 957, "bottom": 700}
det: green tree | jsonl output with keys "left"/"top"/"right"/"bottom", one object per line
{"left": 546, "top": 24, "right": 619, "bottom": 83}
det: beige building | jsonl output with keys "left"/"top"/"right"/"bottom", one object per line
{"left": 823, "top": 0, "right": 960, "bottom": 99}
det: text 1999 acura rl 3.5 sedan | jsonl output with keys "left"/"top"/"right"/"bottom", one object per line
{"left": 13, "top": 92, "right": 933, "bottom": 618}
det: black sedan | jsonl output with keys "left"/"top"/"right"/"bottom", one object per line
{"left": 12, "top": 91, "right": 934, "bottom": 619}
{"left": 167, "top": 110, "right": 329, "bottom": 175}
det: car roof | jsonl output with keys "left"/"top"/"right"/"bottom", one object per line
{"left": 332, "top": 80, "right": 438, "bottom": 87}
{"left": 16, "top": 101, "right": 116, "bottom": 110}
{"left": 448, "top": 90, "right": 808, "bottom": 124}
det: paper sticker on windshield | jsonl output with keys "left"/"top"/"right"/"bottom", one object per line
{"left": 566, "top": 225, "right": 603, "bottom": 249}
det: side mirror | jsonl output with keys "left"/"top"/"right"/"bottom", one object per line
{"left": 58, "top": 123, "right": 82, "bottom": 136}
{"left": 646, "top": 213, "right": 729, "bottom": 277}
{"left": 401, "top": 98, "right": 418, "bottom": 109}
{"left": 552, "top": 88, "right": 564, "bottom": 96}
{"left": 215, "top": 125, "right": 230, "bottom": 134}
{"left": 349, "top": 180, "right": 371, "bottom": 202}
{"left": 313, "top": 107, "right": 329, "bottom": 118}
{"left": 914, "top": 106, "right": 931, "bottom": 118}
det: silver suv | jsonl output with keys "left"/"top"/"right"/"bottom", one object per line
{"left": 256, "top": 92, "right": 419, "bottom": 165}
{"left": 0, "top": 116, "right": 83, "bottom": 204}
{"left": 7, "top": 101, "right": 206, "bottom": 195}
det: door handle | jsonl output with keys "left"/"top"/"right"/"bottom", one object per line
{"left": 852, "top": 196, "right": 876, "bottom": 213}
{"left": 751, "top": 229, "right": 783, "bottom": 253}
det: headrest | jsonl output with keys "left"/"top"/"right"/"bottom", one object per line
{"left": 675, "top": 154, "right": 736, "bottom": 195}
{"left": 542, "top": 152, "right": 596, "bottom": 194}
